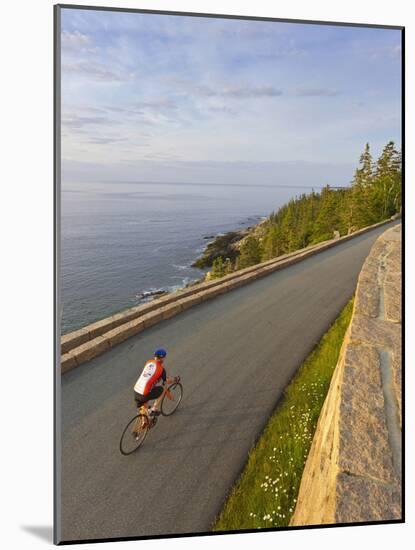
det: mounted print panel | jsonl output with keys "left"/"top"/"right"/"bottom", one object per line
{"left": 54, "top": 4, "right": 403, "bottom": 545}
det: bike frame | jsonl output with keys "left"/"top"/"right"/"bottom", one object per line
{"left": 137, "top": 379, "right": 178, "bottom": 418}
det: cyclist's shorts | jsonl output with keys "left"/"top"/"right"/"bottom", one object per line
{"left": 134, "top": 385, "right": 163, "bottom": 405}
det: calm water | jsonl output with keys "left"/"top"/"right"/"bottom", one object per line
{"left": 60, "top": 181, "right": 307, "bottom": 334}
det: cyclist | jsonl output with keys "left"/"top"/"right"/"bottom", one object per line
{"left": 133, "top": 348, "right": 173, "bottom": 415}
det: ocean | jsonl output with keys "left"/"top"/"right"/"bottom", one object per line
{"left": 60, "top": 181, "right": 309, "bottom": 334}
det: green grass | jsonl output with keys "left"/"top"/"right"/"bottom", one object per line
{"left": 213, "top": 299, "right": 354, "bottom": 532}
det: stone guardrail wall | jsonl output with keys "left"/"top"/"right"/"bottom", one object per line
{"left": 61, "top": 217, "right": 397, "bottom": 374}
{"left": 290, "top": 224, "right": 402, "bottom": 526}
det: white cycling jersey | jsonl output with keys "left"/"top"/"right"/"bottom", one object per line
{"left": 134, "top": 360, "right": 163, "bottom": 395}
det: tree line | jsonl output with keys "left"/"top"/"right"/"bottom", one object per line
{"left": 210, "top": 141, "right": 402, "bottom": 279}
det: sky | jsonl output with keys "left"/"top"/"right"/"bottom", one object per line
{"left": 60, "top": 8, "right": 402, "bottom": 187}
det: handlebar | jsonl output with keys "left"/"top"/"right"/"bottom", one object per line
{"left": 164, "top": 376, "right": 180, "bottom": 387}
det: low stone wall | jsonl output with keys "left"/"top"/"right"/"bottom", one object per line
{"left": 290, "top": 224, "right": 402, "bottom": 526}
{"left": 61, "top": 218, "right": 396, "bottom": 373}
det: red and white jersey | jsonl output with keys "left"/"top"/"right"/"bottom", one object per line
{"left": 134, "top": 359, "right": 164, "bottom": 396}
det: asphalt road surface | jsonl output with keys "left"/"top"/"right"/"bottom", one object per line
{"left": 59, "top": 222, "right": 396, "bottom": 542}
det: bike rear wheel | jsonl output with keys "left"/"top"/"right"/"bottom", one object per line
{"left": 120, "top": 414, "right": 148, "bottom": 455}
{"left": 160, "top": 382, "right": 183, "bottom": 416}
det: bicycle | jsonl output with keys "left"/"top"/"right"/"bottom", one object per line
{"left": 119, "top": 376, "right": 183, "bottom": 455}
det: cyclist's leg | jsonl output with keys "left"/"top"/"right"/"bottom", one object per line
{"left": 134, "top": 392, "right": 150, "bottom": 428}
{"left": 134, "top": 392, "right": 148, "bottom": 416}
{"left": 146, "top": 386, "right": 164, "bottom": 412}
{"left": 134, "top": 391, "right": 147, "bottom": 408}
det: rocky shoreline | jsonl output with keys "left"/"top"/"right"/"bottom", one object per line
{"left": 191, "top": 229, "right": 249, "bottom": 269}
{"left": 192, "top": 216, "right": 267, "bottom": 269}
{"left": 136, "top": 215, "right": 266, "bottom": 305}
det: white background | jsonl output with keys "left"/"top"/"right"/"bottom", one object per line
{"left": 0, "top": 0, "right": 413, "bottom": 548}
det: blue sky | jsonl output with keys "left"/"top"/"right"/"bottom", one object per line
{"left": 60, "top": 8, "right": 402, "bottom": 186}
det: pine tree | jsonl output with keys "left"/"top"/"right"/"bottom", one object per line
{"left": 350, "top": 143, "right": 375, "bottom": 228}
{"left": 372, "top": 141, "right": 402, "bottom": 219}
{"left": 223, "top": 257, "right": 233, "bottom": 275}
{"left": 238, "top": 237, "right": 262, "bottom": 269}
{"left": 312, "top": 186, "right": 341, "bottom": 242}
{"left": 262, "top": 225, "right": 280, "bottom": 261}
{"left": 210, "top": 257, "right": 225, "bottom": 279}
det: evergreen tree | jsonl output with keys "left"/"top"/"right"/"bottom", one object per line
{"left": 210, "top": 256, "right": 225, "bottom": 279}
{"left": 238, "top": 236, "right": 262, "bottom": 269}
{"left": 262, "top": 225, "right": 281, "bottom": 261}
{"left": 311, "top": 186, "right": 341, "bottom": 242}
{"left": 350, "top": 142, "right": 375, "bottom": 228}
{"left": 372, "top": 141, "right": 402, "bottom": 219}
{"left": 223, "top": 257, "right": 233, "bottom": 275}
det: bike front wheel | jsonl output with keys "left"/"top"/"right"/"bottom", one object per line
{"left": 119, "top": 414, "right": 148, "bottom": 455}
{"left": 161, "top": 382, "right": 183, "bottom": 416}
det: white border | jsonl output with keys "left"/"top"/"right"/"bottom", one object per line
{"left": 1, "top": 1, "right": 413, "bottom": 548}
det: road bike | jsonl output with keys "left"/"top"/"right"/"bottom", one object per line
{"left": 119, "top": 376, "right": 183, "bottom": 455}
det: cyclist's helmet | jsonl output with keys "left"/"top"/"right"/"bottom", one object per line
{"left": 154, "top": 348, "right": 167, "bottom": 358}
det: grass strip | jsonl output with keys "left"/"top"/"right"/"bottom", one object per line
{"left": 213, "top": 298, "right": 354, "bottom": 531}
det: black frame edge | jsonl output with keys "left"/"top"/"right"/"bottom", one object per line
{"left": 55, "top": 3, "right": 404, "bottom": 30}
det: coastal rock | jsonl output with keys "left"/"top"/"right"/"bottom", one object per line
{"left": 191, "top": 230, "right": 247, "bottom": 269}
{"left": 138, "top": 289, "right": 168, "bottom": 301}
{"left": 192, "top": 218, "right": 269, "bottom": 269}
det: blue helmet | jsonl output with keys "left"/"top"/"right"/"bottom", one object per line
{"left": 154, "top": 348, "right": 167, "bottom": 358}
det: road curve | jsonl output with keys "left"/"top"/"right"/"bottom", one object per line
{"left": 59, "top": 222, "right": 396, "bottom": 542}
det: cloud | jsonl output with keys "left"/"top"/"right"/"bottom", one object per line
{"left": 223, "top": 85, "right": 283, "bottom": 98}
{"left": 369, "top": 43, "right": 402, "bottom": 60}
{"left": 62, "top": 60, "right": 136, "bottom": 82}
{"left": 61, "top": 30, "right": 98, "bottom": 53}
{"left": 189, "top": 83, "right": 283, "bottom": 99}
{"left": 136, "top": 98, "right": 177, "bottom": 110}
{"left": 62, "top": 113, "right": 121, "bottom": 129}
{"left": 86, "top": 136, "right": 128, "bottom": 145}
{"left": 295, "top": 87, "right": 340, "bottom": 97}
{"left": 62, "top": 30, "right": 90, "bottom": 48}
{"left": 102, "top": 99, "right": 183, "bottom": 127}
{"left": 207, "top": 105, "right": 237, "bottom": 115}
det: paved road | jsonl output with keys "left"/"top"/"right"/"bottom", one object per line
{"left": 59, "top": 222, "right": 396, "bottom": 542}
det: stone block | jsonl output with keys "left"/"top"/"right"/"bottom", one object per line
{"left": 71, "top": 336, "right": 110, "bottom": 365}
{"left": 61, "top": 328, "right": 89, "bottom": 354}
{"left": 177, "top": 294, "right": 203, "bottom": 309}
{"left": 141, "top": 310, "right": 164, "bottom": 328}
{"left": 159, "top": 303, "right": 182, "bottom": 320}
{"left": 339, "top": 345, "right": 395, "bottom": 484}
{"left": 387, "top": 246, "right": 401, "bottom": 268}
{"left": 384, "top": 271, "right": 401, "bottom": 287}
{"left": 354, "top": 278, "right": 379, "bottom": 318}
{"left": 106, "top": 319, "right": 145, "bottom": 347}
{"left": 200, "top": 285, "right": 228, "bottom": 301}
{"left": 384, "top": 282, "right": 401, "bottom": 323}
{"left": 86, "top": 316, "right": 118, "bottom": 338}
{"left": 335, "top": 473, "right": 401, "bottom": 523}
{"left": 349, "top": 315, "right": 401, "bottom": 353}
{"left": 61, "top": 351, "right": 78, "bottom": 374}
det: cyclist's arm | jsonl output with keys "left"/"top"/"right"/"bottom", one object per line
{"left": 161, "top": 368, "right": 167, "bottom": 385}
{"left": 161, "top": 370, "right": 176, "bottom": 385}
